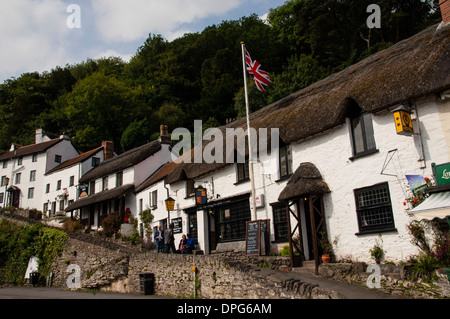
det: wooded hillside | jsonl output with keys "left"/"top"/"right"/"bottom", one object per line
{"left": 0, "top": 0, "right": 441, "bottom": 154}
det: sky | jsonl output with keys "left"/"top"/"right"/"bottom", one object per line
{"left": 0, "top": 0, "right": 287, "bottom": 83}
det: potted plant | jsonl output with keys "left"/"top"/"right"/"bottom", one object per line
{"left": 319, "top": 231, "right": 333, "bottom": 263}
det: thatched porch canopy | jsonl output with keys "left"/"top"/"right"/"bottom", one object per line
{"left": 278, "top": 163, "right": 330, "bottom": 201}
{"left": 65, "top": 183, "right": 134, "bottom": 212}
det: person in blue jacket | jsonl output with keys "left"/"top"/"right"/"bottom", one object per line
{"left": 183, "top": 233, "right": 196, "bottom": 254}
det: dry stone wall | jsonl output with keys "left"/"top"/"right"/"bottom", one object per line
{"left": 51, "top": 237, "right": 340, "bottom": 299}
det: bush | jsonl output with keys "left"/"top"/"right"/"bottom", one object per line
{"left": 100, "top": 213, "right": 122, "bottom": 237}
{"left": 431, "top": 233, "right": 450, "bottom": 267}
{"left": 62, "top": 218, "right": 82, "bottom": 232}
{"left": 408, "top": 254, "right": 440, "bottom": 282}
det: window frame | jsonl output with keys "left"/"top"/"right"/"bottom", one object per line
{"left": 349, "top": 111, "right": 378, "bottom": 159}
{"left": 271, "top": 202, "right": 289, "bottom": 242}
{"left": 354, "top": 182, "right": 397, "bottom": 235}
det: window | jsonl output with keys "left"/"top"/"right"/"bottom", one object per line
{"left": 0, "top": 192, "right": 3, "bottom": 204}
{"left": 350, "top": 111, "right": 377, "bottom": 158}
{"left": 69, "top": 176, "right": 74, "bottom": 186}
{"left": 92, "top": 157, "right": 100, "bottom": 167}
{"left": 279, "top": 141, "right": 293, "bottom": 179}
{"left": 15, "top": 173, "right": 21, "bottom": 184}
{"left": 32, "top": 154, "right": 37, "bottom": 162}
{"left": 55, "top": 155, "right": 62, "bottom": 163}
{"left": 102, "top": 176, "right": 108, "bottom": 191}
{"left": 150, "top": 190, "right": 158, "bottom": 208}
{"left": 3, "top": 160, "right": 8, "bottom": 169}
{"left": 46, "top": 183, "right": 50, "bottom": 193}
{"left": 17, "top": 157, "right": 22, "bottom": 165}
{"left": 272, "top": 202, "right": 288, "bottom": 241}
{"left": 56, "top": 180, "right": 61, "bottom": 190}
{"left": 1, "top": 176, "right": 6, "bottom": 187}
{"left": 28, "top": 187, "right": 34, "bottom": 199}
{"left": 236, "top": 158, "right": 250, "bottom": 183}
{"left": 186, "top": 179, "right": 195, "bottom": 197}
{"left": 116, "top": 171, "right": 123, "bottom": 187}
{"left": 89, "top": 181, "right": 95, "bottom": 195}
{"left": 215, "top": 198, "right": 251, "bottom": 242}
{"left": 354, "top": 182, "right": 396, "bottom": 234}
{"left": 30, "top": 170, "right": 36, "bottom": 182}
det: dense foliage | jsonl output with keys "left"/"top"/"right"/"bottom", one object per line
{"left": 0, "top": 0, "right": 441, "bottom": 154}
{"left": 0, "top": 219, "right": 68, "bottom": 285}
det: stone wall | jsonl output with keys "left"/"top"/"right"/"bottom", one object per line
{"left": 50, "top": 238, "right": 340, "bottom": 299}
{"left": 318, "top": 263, "right": 450, "bottom": 299}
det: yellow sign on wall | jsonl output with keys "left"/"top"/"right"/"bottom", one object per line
{"left": 393, "top": 106, "right": 414, "bottom": 136}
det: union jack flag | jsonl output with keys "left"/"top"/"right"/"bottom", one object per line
{"left": 245, "top": 48, "right": 271, "bottom": 92}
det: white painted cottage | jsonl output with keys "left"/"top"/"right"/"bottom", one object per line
{"left": 0, "top": 129, "right": 79, "bottom": 210}
{"left": 42, "top": 141, "right": 113, "bottom": 217}
{"left": 162, "top": 22, "right": 450, "bottom": 267}
{"left": 65, "top": 126, "right": 175, "bottom": 230}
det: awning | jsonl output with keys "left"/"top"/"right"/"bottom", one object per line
{"left": 65, "top": 184, "right": 134, "bottom": 212}
{"left": 409, "top": 191, "right": 450, "bottom": 222}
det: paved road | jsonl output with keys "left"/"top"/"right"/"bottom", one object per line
{"left": 0, "top": 287, "right": 170, "bottom": 299}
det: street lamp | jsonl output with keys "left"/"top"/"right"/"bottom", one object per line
{"left": 165, "top": 197, "right": 175, "bottom": 224}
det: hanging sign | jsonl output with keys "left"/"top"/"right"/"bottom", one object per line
{"left": 433, "top": 162, "right": 450, "bottom": 186}
{"left": 195, "top": 186, "right": 207, "bottom": 205}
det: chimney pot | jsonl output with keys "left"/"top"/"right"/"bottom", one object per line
{"left": 159, "top": 125, "right": 170, "bottom": 145}
{"left": 102, "top": 141, "right": 114, "bottom": 160}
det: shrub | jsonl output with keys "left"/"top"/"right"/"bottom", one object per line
{"left": 431, "top": 233, "right": 450, "bottom": 267}
{"left": 62, "top": 218, "right": 82, "bottom": 232}
{"left": 408, "top": 254, "right": 440, "bottom": 282}
{"left": 101, "top": 213, "right": 122, "bottom": 237}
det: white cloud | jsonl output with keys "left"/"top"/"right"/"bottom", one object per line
{"left": 0, "top": 0, "right": 72, "bottom": 80}
{"left": 92, "top": 0, "right": 241, "bottom": 42}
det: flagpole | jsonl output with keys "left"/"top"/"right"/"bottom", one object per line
{"left": 241, "top": 41, "right": 257, "bottom": 221}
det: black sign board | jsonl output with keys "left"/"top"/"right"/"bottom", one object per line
{"left": 172, "top": 217, "right": 182, "bottom": 234}
{"left": 245, "top": 219, "right": 270, "bottom": 256}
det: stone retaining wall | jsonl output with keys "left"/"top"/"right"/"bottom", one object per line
{"left": 51, "top": 237, "right": 340, "bottom": 299}
{"left": 318, "top": 263, "right": 450, "bottom": 299}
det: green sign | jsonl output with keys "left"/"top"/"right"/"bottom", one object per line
{"left": 433, "top": 162, "right": 450, "bottom": 185}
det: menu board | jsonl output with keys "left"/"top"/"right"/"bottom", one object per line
{"left": 245, "top": 221, "right": 260, "bottom": 256}
{"left": 245, "top": 219, "right": 270, "bottom": 256}
{"left": 172, "top": 217, "right": 182, "bottom": 234}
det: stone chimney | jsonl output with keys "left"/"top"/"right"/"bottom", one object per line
{"left": 35, "top": 128, "right": 50, "bottom": 144}
{"left": 158, "top": 125, "right": 171, "bottom": 145}
{"left": 441, "top": 0, "right": 450, "bottom": 25}
{"left": 102, "top": 141, "right": 115, "bottom": 160}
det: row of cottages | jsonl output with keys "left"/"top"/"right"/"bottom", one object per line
{"left": 136, "top": 22, "right": 449, "bottom": 266}
{"left": 65, "top": 127, "right": 174, "bottom": 229}
{"left": 0, "top": 128, "right": 113, "bottom": 216}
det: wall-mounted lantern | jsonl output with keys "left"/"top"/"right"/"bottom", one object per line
{"left": 165, "top": 197, "right": 175, "bottom": 212}
{"left": 392, "top": 105, "right": 414, "bottom": 136}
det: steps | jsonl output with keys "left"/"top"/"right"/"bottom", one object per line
{"left": 291, "top": 260, "right": 317, "bottom": 275}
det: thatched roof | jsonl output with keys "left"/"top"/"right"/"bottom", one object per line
{"left": 65, "top": 183, "right": 134, "bottom": 212}
{"left": 278, "top": 163, "right": 330, "bottom": 201}
{"left": 167, "top": 24, "right": 450, "bottom": 183}
{"left": 79, "top": 140, "right": 162, "bottom": 183}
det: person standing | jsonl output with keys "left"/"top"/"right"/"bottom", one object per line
{"left": 164, "top": 223, "right": 176, "bottom": 253}
{"left": 154, "top": 225, "right": 164, "bottom": 253}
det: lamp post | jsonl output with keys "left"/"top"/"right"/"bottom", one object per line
{"left": 165, "top": 197, "right": 175, "bottom": 224}
{"left": 3, "top": 177, "right": 9, "bottom": 208}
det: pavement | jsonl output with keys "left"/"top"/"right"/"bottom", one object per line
{"left": 269, "top": 269, "right": 402, "bottom": 299}
{"left": 0, "top": 286, "right": 170, "bottom": 299}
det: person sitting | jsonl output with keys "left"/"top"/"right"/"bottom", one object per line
{"left": 182, "top": 234, "right": 196, "bottom": 254}
{"left": 177, "top": 234, "right": 187, "bottom": 253}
